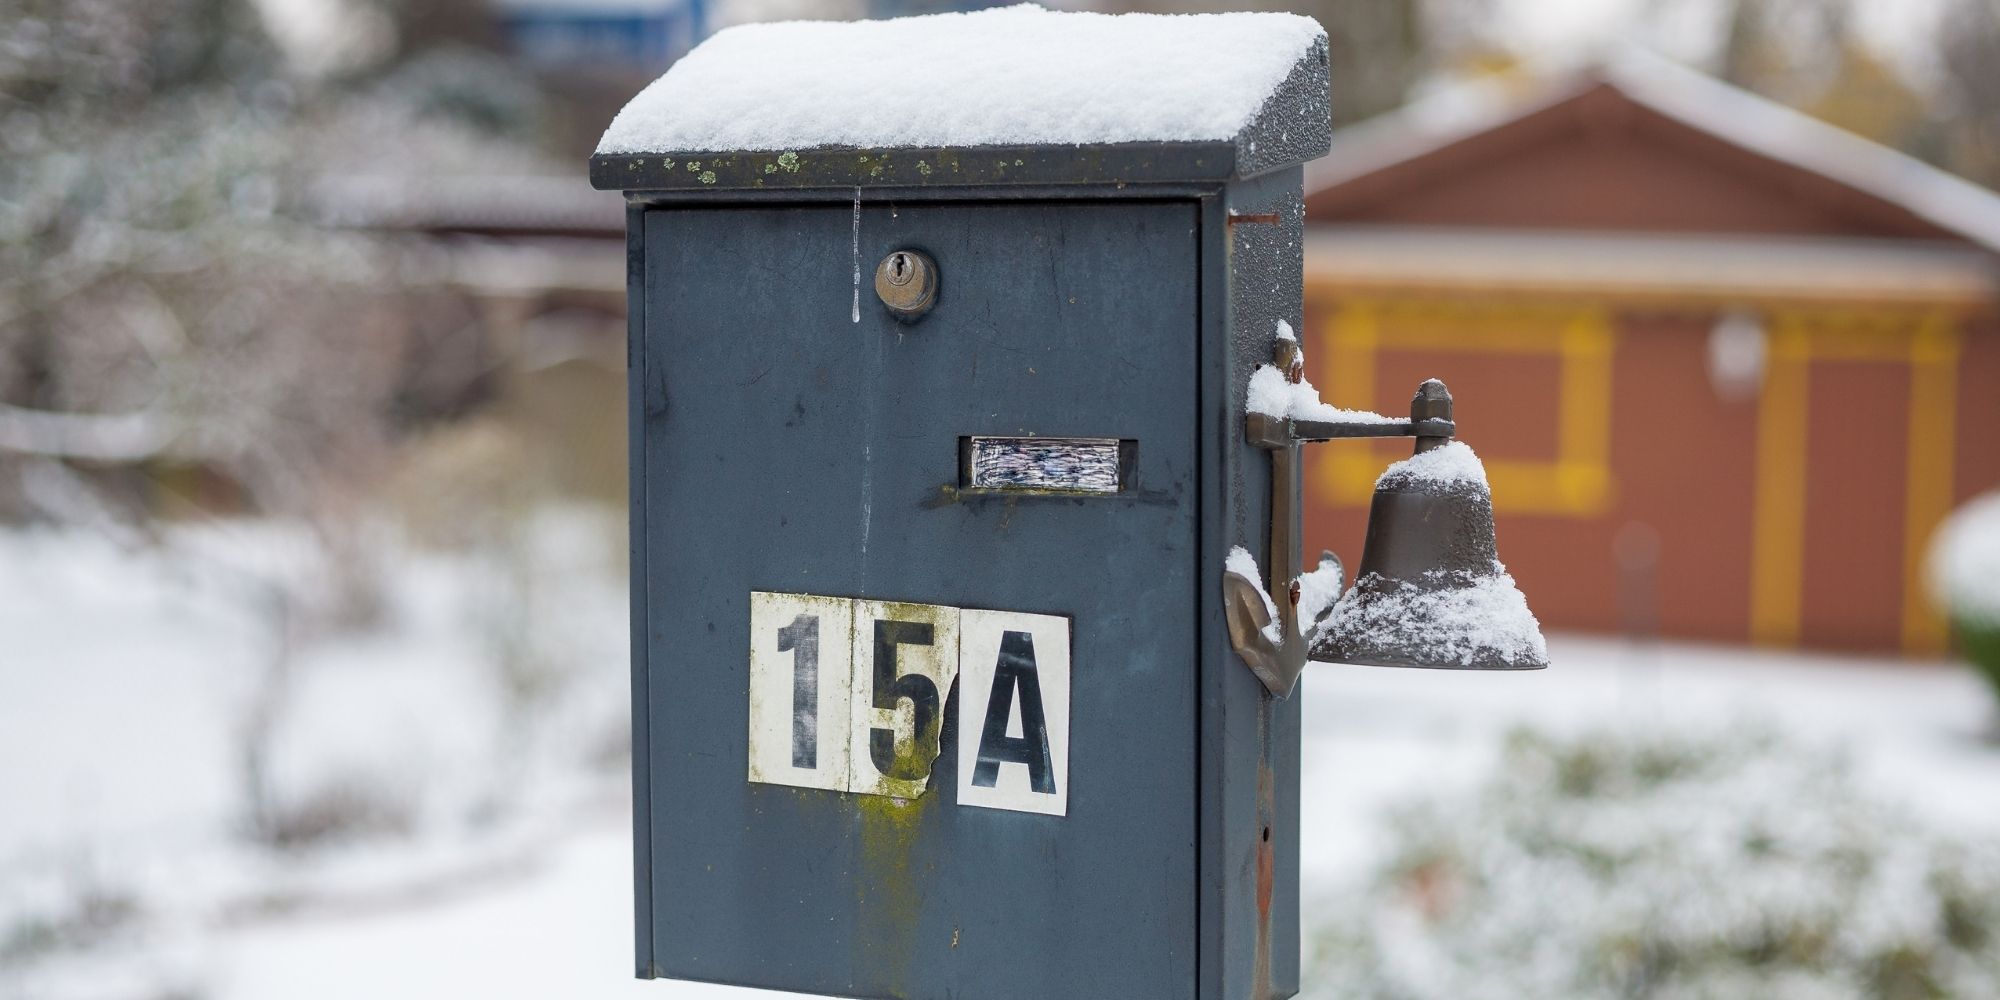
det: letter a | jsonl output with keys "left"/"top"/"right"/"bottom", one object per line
{"left": 971, "top": 630, "right": 1055, "bottom": 794}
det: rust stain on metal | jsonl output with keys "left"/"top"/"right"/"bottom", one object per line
{"left": 1256, "top": 825, "right": 1274, "bottom": 923}
{"left": 1227, "top": 212, "right": 1281, "bottom": 226}
{"left": 1251, "top": 710, "right": 1278, "bottom": 1000}
{"left": 920, "top": 484, "right": 962, "bottom": 509}
{"left": 995, "top": 496, "right": 1018, "bottom": 534}
{"left": 1274, "top": 337, "right": 1303, "bottom": 383}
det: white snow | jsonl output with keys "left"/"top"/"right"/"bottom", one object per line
{"left": 1244, "top": 328, "right": 1396, "bottom": 427}
{"left": 1928, "top": 491, "right": 2000, "bottom": 626}
{"left": 0, "top": 514, "right": 631, "bottom": 1000}
{"left": 1301, "top": 716, "right": 2000, "bottom": 997}
{"left": 1232, "top": 542, "right": 1344, "bottom": 643}
{"left": 1227, "top": 543, "right": 1283, "bottom": 644}
{"left": 6, "top": 511, "right": 2000, "bottom": 998}
{"left": 69, "top": 636, "right": 1998, "bottom": 1000}
{"left": 594, "top": 5, "right": 1325, "bottom": 154}
{"left": 1300, "top": 635, "right": 2000, "bottom": 889}
{"left": 1374, "top": 439, "right": 1487, "bottom": 488}
{"left": 1326, "top": 564, "right": 1547, "bottom": 669}
{"left": 1295, "top": 553, "right": 1344, "bottom": 630}
{"left": 209, "top": 821, "right": 812, "bottom": 1000}
{"left": 1232, "top": 544, "right": 1342, "bottom": 642}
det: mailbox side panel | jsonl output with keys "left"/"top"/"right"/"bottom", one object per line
{"left": 626, "top": 199, "right": 655, "bottom": 980}
{"left": 638, "top": 197, "right": 1203, "bottom": 1000}
{"left": 1198, "top": 167, "right": 1306, "bottom": 1000}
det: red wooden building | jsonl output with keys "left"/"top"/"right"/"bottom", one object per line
{"left": 1300, "top": 53, "right": 2000, "bottom": 655}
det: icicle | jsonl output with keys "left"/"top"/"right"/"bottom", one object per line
{"left": 850, "top": 188, "right": 862, "bottom": 324}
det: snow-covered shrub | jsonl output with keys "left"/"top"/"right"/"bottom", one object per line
{"left": 245, "top": 773, "right": 414, "bottom": 852}
{"left": 0, "top": 886, "right": 138, "bottom": 967}
{"left": 1305, "top": 727, "right": 2000, "bottom": 1000}
{"left": 1929, "top": 492, "right": 2000, "bottom": 706}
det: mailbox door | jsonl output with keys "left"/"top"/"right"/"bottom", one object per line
{"left": 637, "top": 197, "right": 1201, "bottom": 999}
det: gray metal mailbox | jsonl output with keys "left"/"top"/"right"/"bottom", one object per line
{"left": 584, "top": 8, "right": 1518, "bottom": 1000}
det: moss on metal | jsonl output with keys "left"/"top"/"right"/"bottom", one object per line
{"left": 854, "top": 792, "right": 936, "bottom": 999}
{"left": 590, "top": 141, "right": 1242, "bottom": 192}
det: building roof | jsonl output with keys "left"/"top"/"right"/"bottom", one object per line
{"left": 1305, "top": 49, "right": 2000, "bottom": 258}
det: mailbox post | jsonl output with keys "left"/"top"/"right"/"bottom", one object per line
{"left": 592, "top": 8, "right": 1343, "bottom": 999}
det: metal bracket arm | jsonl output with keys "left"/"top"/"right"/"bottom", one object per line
{"left": 1244, "top": 411, "right": 1455, "bottom": 449}
{"left": 1226, "top": 350, "right": 1457, "bottom": 697}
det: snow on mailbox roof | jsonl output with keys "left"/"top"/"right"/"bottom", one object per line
{"left": 590, "top": 4, "right": 1331, "bottom": 190}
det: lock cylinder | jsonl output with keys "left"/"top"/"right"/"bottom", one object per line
{"left": 874, "top": 249, "right": 938, "bottom": 322}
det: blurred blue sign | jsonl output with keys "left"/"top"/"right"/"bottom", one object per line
{"left": 496, "top": 0, "right": 707, "bottom": 70}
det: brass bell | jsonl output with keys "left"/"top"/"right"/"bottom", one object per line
{"left": 1310, "top": 425, "right": 1548, "bottom": 671}
{"left": 1231, "top": 370, "right": 1548, "bottom": 696}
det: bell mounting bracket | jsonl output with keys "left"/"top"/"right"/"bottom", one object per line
{"left": 1225, "top": 334, "right": 1456, "bottom": 699}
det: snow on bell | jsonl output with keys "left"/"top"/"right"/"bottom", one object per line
{"left": 1310, "top": 438, "right": 1549, "bottom": 670}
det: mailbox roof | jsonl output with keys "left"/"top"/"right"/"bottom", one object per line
{"left": 590, "top": 4, "right": 1331, "bottom": 191}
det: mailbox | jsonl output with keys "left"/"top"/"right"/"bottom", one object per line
{"left": 588, "top": 8, "right": 1436, "bottom": 1000}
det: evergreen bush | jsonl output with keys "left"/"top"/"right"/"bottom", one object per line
{"left": 1305, "top": 727, "right": 2000, "bottom": 1000}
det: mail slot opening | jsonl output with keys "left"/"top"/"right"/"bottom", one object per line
{"left": 959, "top": 436, "right": 1137, "bottom": 495}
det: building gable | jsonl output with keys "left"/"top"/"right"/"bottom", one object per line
{"left": 1305, "top": 54, "right": 2000, "bottom": 255}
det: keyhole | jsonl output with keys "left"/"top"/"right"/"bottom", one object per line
{"left": 873, "top": 248, "right": 937, "bottom": 322}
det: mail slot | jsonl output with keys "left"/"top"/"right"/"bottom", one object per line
{"left": 961, "top": 436, "right": 1131, "bottom": 494}
{"left": 591, "top": 8, "right": 1338, "bottom": 1000}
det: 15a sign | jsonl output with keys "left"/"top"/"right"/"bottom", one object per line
{"left": 747, "top": 592, "right": 1070, "bottom": 816}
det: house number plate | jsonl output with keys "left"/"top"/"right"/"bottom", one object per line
{"left": 747, "top": 591, "right": 1071, "bottom": 816}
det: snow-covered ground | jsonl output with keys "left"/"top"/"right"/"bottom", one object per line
{"left": 4, "top": 520, "right": 1997, "bottom": 999}
{"left": 0, "top": 516, "right": 631, "bottom": 999}
{"left": 1302, "top": 635, "right": 2000, "bottom": 884}
{"left": 217, "top": 638, "right": 2000, "bottom": 1000}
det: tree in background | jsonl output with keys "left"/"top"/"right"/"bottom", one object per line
{"left": 1937, "top": 0, "right": 2000, "bottom": 188}
{"left": 2, "top": 0, "right": 621, "bottom": 857}
{"left": 1302, "top": 0, "right": 1428, "bottom": 124}
{"left": 0, "top": 0, "right": 551, "bottom": 533}
{"left": 1708, "top": 0, "right": 1926, "bottom": 154}
{"left": 1184, "top": 0, "right": 2000, "bottom": 195}
{"left": 1663, "top": 0, "right": 2000, "bottom": 189}
{"left": 2, "top": 0, "right": 553, "bottom": 793}
{"left": 1115, "top": 0, "right": 1493, "bottom": 124}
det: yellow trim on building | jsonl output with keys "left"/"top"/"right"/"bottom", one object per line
{"left": 1311, "top": 292, "right": 1966, "bottom": 655}
{"left": 1902, "top": 317, "right": 1960, "bottom": 654}
{"left": 1748, "top": 319, "right": 1811, "bottom": 647}
{"left": 1311, "top": 298, "right": 1616, "bottom": 517}
{"left": 1747, "top": 308, "right": 1961, "bottom": 653}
